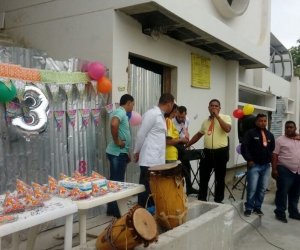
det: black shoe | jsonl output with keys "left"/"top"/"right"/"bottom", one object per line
{"left": 186, "top": 188, "right": 199, "bottom": 196}
{"left": 276, "top": 214, "right": 288, "bottom": 223}
{"left": 289, "top": 213, "right": 300, "bottom": 220}
{"left": 215, "top": 201, "right": 224, "bottom": 204}
{"left": 253, "top": 208, "right": 264, "bottom": 216}
{"left": 244, "top": 210, "right": 251, "bottom": 217}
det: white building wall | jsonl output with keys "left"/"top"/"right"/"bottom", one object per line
{"left": 1, "top": 0, "right": 295, "bottom": 169}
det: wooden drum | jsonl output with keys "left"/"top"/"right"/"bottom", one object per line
{"left": 148, "top": 163, "right": 188, "bottom": 230}
{"left": 96, "top": 205, "right": 158, "bottom": 250}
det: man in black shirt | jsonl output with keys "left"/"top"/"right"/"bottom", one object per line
{"left": 241, "top": 113, "right": 275, "bottom": 217}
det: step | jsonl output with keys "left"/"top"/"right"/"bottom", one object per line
{"left": 232, "top": 202, "right": 261, "bottom": 245}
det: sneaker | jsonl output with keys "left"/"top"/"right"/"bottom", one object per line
{"left": 253, "top": 208, "right": 264, "bottom": 216}
{"left": 289, "top": 213, "right": 300, "bottom": 220}
{"left": 244, "top": 210, "right": 251, "bottom": 217}
{"left": 276, "top": 214, "right": 288, "bottom": 223}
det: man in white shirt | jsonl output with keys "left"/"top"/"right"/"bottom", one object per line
{"left": 133, "top": 93, "right": 175, "bottom": 208}
{"left": 172, "top": 106, "right": 199, "bottom": 195}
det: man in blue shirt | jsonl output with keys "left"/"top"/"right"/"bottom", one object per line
{"left": 106, "top": 94, "right": 134, "bottom": 218}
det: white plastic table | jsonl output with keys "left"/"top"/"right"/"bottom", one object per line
{"left": 0, "top": 196, "right": 78, "bottom": 250}
{"left": 74, "top": 183, "right": 145, "bottom": 244}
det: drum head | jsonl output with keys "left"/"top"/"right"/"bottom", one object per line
{"left": 133, "top": 208, "right": 157, "bottom": 241}
{"left": 149, "top": 163, "right": 178, "bottom": 171}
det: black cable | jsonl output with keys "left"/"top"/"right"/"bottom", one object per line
{"left": 229, "top": 199, "right": 284, "bottom": 250}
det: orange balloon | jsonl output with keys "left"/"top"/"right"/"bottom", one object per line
{"left": 97, "top": 77, "right": 112, "bottom": 94}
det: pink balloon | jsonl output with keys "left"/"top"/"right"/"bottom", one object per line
{"left": 129, "top": 111, "right": 142, "bottom": 126}
{"left": 88, "top": 62, "right": 105, "bottom": 80}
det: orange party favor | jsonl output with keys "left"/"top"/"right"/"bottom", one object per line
{"left": 92, "top": 171, "right": 105, "bottom": 179}
{"left": 49, "top": 182, "right": 58, "bottom": 195}
{"left": 107, "top": 181, "right": 121, "bottom": 192}
{"left": 25, "top": 195, "right": 44, "bottom": 209}
{"left": 92, "top": 183, "right": 107, "bottom": 197}
{"left": 48, "top": 175, "right": 58, "bottom": 184}
{"left": 72, "top": 187, "right": 90, "bottom": 200}
{"left": 58, "top": 186, "right": 73, "bottom": 198}
{"left": 60, "top": 173, "right": 70, "bottom": 180}
{"left": 34, "top": 188, "right": 51, "bottom": 201}
{"left": 3, "top": 197, "right": 25, "bottom": 214}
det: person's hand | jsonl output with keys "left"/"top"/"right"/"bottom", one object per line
{"left": 116, "top": 138, "right": 126, "bottom": 148}
{"left": 127, "top": 153, "right": 131, "bottom": 164}
{"left": 181, "top": 137, "right": 189, "bottom": 144}
{"left": 247, "top": 161, "right": 254, "bottom": 168}
{"left": 271, "top": 169, "right": 279, "bottom": 180}
{"left": 133, "top": 153, "right": 139, "bottom": 163}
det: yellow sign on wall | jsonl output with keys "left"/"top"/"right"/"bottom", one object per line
{"left": 191, "top": 54, "right": 211, "bottom": 89}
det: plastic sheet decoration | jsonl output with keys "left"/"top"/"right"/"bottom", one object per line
{"left": 90, "top": 80, "right": 98, "bottom": 95}
{"left": 76, "top": 82, "right": 86, "bottom": 100}
{"left": 11, "top": 86, "right": 50, "bottom": 137}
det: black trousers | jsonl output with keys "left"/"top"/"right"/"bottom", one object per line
{"left": 198, "top": 147, "right": 228, "bottom": 203}
{"left": 138, "top": 166, "right": 155, "bottom": 208}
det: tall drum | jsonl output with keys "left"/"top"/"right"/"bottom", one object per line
{"left": 96, "top": 205, "right": 158, "bottom": 250}
{"left": 148, "top": 163, "right": 188, "bottom": 230}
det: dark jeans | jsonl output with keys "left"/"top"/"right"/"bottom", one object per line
{"left": 274, "top": 165, "right": 300, "bottom": 217}
{"left": 198, "top": 147, "right": 228, "bottom": 203}
{"left": 138, "top": 166, "right": 154, "bottom": 208}
{"left": 106, "top": 153, "right": 128, "bottom": 217}
{"left": 181, "top": 160, "right": 193, "bottom": 190}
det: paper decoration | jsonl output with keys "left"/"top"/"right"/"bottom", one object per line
{"left": 48, "top": 83, "right": 60, "bottom": 102}
{"left": 67, "top": 109, "right": 76, "bottom": 128}
{"left": 91, "top": 108, "right": 101, "bottom": 126}
{"left": 54, "top": 111, "right": 65, "bottom": 130}
{"left": 90, "top": 80, "right": 98, "bottom": 95}
{"left": 5, "top": 102, "right": 20, "bottom": 123}
{"left": 39, "top": 70, "right": 90, "bottom": 83}
{"left": 47, "top": 110, "right": 53, "bottom": 119}
{"left": 33, "top": 82, "right": 49, "bottom": 100}
{"left": 13, "top": 79, "right": 26, "bottom": 101}
{"left": 79, "top": 109, "right": 90, "bottom": 127}
{"left": 0, "top": 77, "right": 12, "bottom": 90}
{"left": 104, "top": 104, "right": 113, "bottom": 114}
{"left": 115, "top": 102, "right": 120, "bottom": 109}
{"left": 76, "top": 82, "right": 86, "bottom": 100}
{"left": 61, "top": 83, "right": 74, "bottom": 103}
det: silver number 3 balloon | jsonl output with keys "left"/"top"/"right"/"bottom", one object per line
{"left": 12, "top": 85, "right": 49, "bottom": 133}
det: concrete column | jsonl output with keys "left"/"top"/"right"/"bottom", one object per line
{"left": 225, "top": 60, "right": 239, "bottom": 168}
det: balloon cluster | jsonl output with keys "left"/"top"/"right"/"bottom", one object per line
{"left": 232, "top": 103, "right": 254, "bottom": 119}
{"left": 233, "top": 103, "right": 255, "bottom": 155}
{"left": 88, "top": 62, "right": 112, "bottom": 94}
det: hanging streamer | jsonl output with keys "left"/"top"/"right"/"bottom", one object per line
{"left": 79, "top": 109, "right": 90, "bottom": 127}
{"left": 54, "top": 111, "right": 65, "bottom": 131}
{"left": 91, "top": 108, "right": 101, "bottom": 126}
{"left": 67, "top": 110, "right": 77, "bottom": 128}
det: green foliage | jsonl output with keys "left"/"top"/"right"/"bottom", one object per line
{"left": 289, "top": 39, "right": 300, "bottom": 77}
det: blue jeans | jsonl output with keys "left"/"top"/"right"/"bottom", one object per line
{"left": 245, "top": 163, "right": 270, "bottom": 211}
{"left": 274, "top": 165, "right": 300, "bottom": 217}
{"left": 106, "top": 153, "right": 128, "bottom": 217}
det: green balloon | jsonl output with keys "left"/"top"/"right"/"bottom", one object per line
{"left": 0, "top": 81, "right": 17, "bottom": 102}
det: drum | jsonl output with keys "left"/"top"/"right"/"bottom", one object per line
{"left": 148, "top": 163, "right": 188, "bottom": 230}
{"left": 96, "top": 205, "right": 158, "bottom": 250}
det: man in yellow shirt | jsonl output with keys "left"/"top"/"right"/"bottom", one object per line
{"left": 187, "top": 99, "right": 231, "bottom": 203}
{"left": 165, "top": 104, "right": 189, "bottom": 162}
